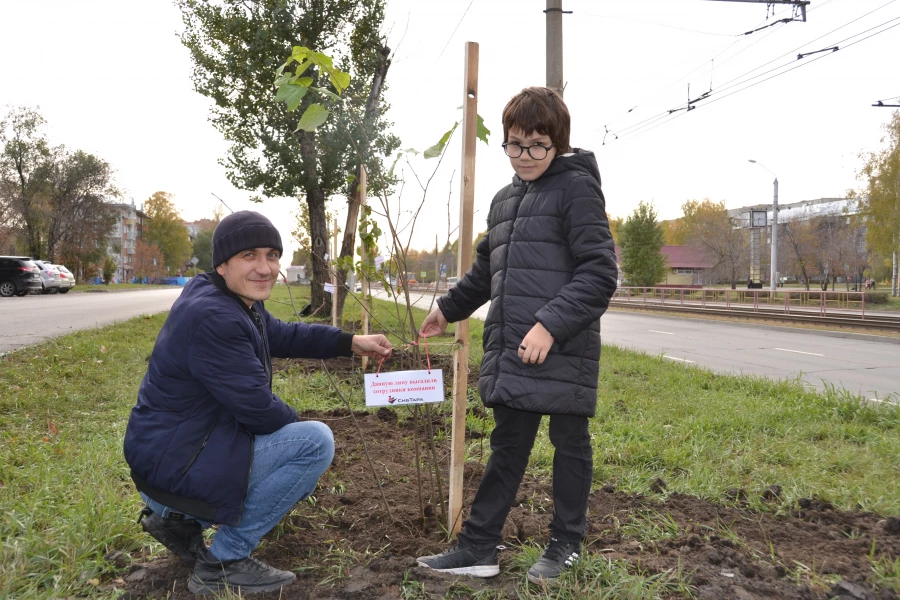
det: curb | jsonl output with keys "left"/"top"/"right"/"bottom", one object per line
{"left": 607, "top": 307, "right": 900, "bottom": 345}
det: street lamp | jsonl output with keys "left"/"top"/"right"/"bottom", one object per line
{"left": 749, "top": 159, "right": 779, "bottom": 291}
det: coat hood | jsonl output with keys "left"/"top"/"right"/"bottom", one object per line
{"left": 512, "top": 148, "right": 601, "bottom": 187}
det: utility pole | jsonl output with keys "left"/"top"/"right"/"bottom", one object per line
{"left": 545, "top": 0, "right": 567, "bottom": 96}
{"left": 771, "top": 178, "right": 779, "bottom": 291}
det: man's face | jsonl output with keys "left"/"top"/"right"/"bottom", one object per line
{"left": 506, "top": 126, "right": 557, "bottom": 182}
{"left": 215, "top": 247, "right": 281, "bottom": 307}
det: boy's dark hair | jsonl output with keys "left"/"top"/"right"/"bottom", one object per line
{"left": 502, "top": 87, "right": 571, "bottom": 154}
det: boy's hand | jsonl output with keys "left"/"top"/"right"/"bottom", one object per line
{"left": 518, "top": 322, "right": 554, "bottom": 365}
{"left": 351, "top": 334, "right": 393, "bottom": 358}
{"left": 419, "top": 307, "right": 449, "bottom": 338}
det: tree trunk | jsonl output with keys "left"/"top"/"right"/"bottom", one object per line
{"left": 299, "top": 130, "right": 332, "bottom": 318}
{"left": 893, "top": 249, "right": 898, "bottom": 297}
{"left": 334, "top": 45, "right": 391, "bottom": 319}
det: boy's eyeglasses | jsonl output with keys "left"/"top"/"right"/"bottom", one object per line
{"left": 502, "top": 142, "right": 554, "bottom": 160}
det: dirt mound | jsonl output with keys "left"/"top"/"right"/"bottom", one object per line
{"left": 116, "top": 409, "right": 899, "bottom": 599}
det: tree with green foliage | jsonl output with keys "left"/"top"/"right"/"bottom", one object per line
{"left": 102, "top": 255, "right": 118, "bottom": 285}
{"left": 192, "top": 227, "right": 214, "bottom": 272}
{"left": 858, "top": 111, "right": 900, "bottom": 296}
{"left": 1, "top": 106, "right": 118, "bottom": 264}
{"left": 619, "top": 201, "right": 667, "bottom": 287}
{"left": 144, "top": 191, "right": 192, "bottom": 274}
{"left": 177, "top": 0, "right": 398, "bottom": 317}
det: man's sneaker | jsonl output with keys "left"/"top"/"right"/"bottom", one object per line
{"left": 188, "top": 549, "right": 296, "bottom": 595}
{"left": 138, "top": 508, "right": 205, "bottom": 564}
{"left": 526, "top": 537, "right": 581, "bottom": 583}
{"left": 416, "top": 544, "right": 500, "bottom": 578}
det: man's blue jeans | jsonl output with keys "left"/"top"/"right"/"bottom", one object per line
{"left": 141, "top": 420, "right": 334, "bottom": 561}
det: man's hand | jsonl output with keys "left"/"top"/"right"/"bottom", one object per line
{"left": 517, "top": 322, "right": 554, "bottom": 365}
{"left": 419, "top": 307, "right": 449, "bottom": 338}
{"left": 351, "top": 334, "right": 393, "bottom": 358}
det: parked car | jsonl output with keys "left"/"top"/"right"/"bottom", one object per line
{"left": 53, "top": 264, "right": 76, "bottom": 292}
{"left": 32, "top": 260, "right": 61, "bottom": 294}
{"left": 447, "top": 276, "right": 458, "bottom": 287}
{"left": 0, "top": 256, "right": 42, "bottom": 297}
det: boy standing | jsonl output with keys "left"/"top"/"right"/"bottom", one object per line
{"left": 417, "top": 87, "right": 618, "bottom": 583}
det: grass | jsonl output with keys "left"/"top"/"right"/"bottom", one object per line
{"left": 1, "top": 285, "right": 898, "bottom": 597}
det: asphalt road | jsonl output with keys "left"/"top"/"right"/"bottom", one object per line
{"left": 373, "top": 289, "right": 900, "bottom": 402}
{"left": 0, "top": 288, "right": 183, "bottom": 355}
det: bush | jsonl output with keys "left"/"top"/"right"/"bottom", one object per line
{"left": 864, "top": 292, "right": 889, "bottom": 304}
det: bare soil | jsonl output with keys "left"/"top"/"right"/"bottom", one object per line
{"left": 116, "top": 365, "right": 899, "bottom": 599}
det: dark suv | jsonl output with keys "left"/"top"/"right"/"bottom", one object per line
{"left": 0, "top": 256, "right": 43, "bottom": 297}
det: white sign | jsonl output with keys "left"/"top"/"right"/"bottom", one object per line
{"left": 364, "top": 369, "right": 444, "bottom": 407}
{"left": 374, "top": 255, "right": 385, "bottom": 270}
{"left": 324, "top": 282, "right": 335, "bottom": 294}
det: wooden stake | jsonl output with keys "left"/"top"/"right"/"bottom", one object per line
{"left": 448, "top": 41, "right": 479, "bottom": 536}
{"left": 359, "top": 166, "right": 370, "bottom": 370}
{"left": 332, "top": 217, "right": 339, "bottom": 328}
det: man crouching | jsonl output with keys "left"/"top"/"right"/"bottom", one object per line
{"left": 124, "top": 211, "right": 391, "bottom": 595}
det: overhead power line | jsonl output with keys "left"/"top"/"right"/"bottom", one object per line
{"left": 616, "top": 18, "right": 900, "bottom": 142}
{"left": 608, "top": 1, "right": 899, "bottom": 142}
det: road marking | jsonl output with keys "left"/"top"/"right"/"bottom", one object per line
{"left": 773, "top": 348, "right": 824, "bottom": 357}
{"left": 664, "top": 356, "right": 694, "bottom": 363}
{"left": 648, "top": 330, "right": 674, "bottom": 335}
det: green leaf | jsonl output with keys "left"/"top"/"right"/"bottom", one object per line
{"left": 297, "top": 76, "right": 313, "bottom": 87}
{"left": 276, "top": 83, "right": 308, "bottom": 112}
{"left": 424, "top": 123, "right": 458, "bottom": 159}
{"left": 311, "top": 86, "right": 341, "bottom": 101}
{"left": 294, "top": 59, "right": 313, "bottom": 77}
{"left": 477, "top": 114, "right": 491, "bottom": 145}
{"left": 294, "top": 103, "right": 329, "bottom": 132}
{"left": 329, "top": 70, "right": 351, "bottom": 94}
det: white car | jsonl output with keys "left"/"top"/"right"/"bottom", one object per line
{"left": 32, "top": 260, "right": 61, "bottom": 294}
{"left": 53, "top": 264, "right": 76, "bottom": 292}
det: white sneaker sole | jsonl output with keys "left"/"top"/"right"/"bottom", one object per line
{"left": 416, "top": 561, "right": 500, "bottom": 578}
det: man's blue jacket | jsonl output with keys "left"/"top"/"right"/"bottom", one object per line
{"left": 124, "top": 272, "right": 352, "bottom": 526}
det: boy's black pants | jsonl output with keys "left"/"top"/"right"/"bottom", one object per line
{"left": 457, "top": 404, "right": 593, "bottom": 549}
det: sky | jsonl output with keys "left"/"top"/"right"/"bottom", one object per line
{"left": 2, "top": 0, "right": 898, "bottom": 268}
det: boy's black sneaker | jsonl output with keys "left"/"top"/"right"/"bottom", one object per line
{"left": 138, "top": 507, "right": 205, "bottom": 565}
{"left": 527, "top": 537, "right": 581, "bottom": 583}
{"left": 188, "top": 549, "right": 296, "bottom": 595}
{"left": 416, "top": 544, "right": 500, "bottom": 577}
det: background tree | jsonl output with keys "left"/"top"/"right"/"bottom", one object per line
{"left": 661, "top": 217, "right": 688, "bottom": 245}
{"left": 177, "top": 0, "right": 399, "bottom": 317}
{"left": 607, "top": 216, "right": 624, "bottom": 246}
{"left": 0, "top": 106, "right": 51, "bottom": 258}
{"left": 2, "top": 107, "right": 119, "bottom": 266}
{"left": 780, "top": 218, "right": 817, "bottom": 290}
{"left": 858, "top": 110, "right": 900, "bottom": 296}
{"left": 619, "top": 201, "right": 666, "bottom": 286}
{"left": 185, "top": 214, "right": 219, "bottom": 272}
{"left": 133, "top": 239, "right": 166, "bottom": 282}
{"left": 144, "top": 191, "right": 192, "bottom": 274}
{"left": 101, "top": 255, "right": 117, "bottom": 285}
{"left": 290, "top": 201, "right": 313, "bottom": 273}
{"left": 680, "top": 199, "right": 748, "bottom": 289}
{"left": 43, "top": 149, "right": 118, "bottom": 262}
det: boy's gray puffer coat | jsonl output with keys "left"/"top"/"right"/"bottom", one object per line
{"left": 437, "top": 150, "right": 618, "bottom": 417}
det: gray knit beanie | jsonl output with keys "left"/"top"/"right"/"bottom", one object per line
{"left": 212, "top": 211, "right": 283, "bottom": 267}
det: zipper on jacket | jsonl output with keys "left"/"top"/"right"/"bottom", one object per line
{"left": 181, "top": 424, "right": 216, "bottom": 476}
{"left": 496, "top": 182, "right": 528, "bottom": 389}
{"left": 251, "top": 309, "right": 272, "bottom": 388}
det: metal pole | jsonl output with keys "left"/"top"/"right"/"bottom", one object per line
{"left": 546, "top": 0, "right": 564, "bottom": 96}
{"left": 771, "top": 177, "right": 778, "bottom": 291}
